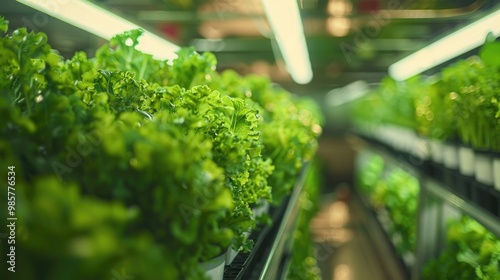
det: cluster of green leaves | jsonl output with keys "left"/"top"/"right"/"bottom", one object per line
{"left": 287, "top": 160, "right": 323, "bottom": 280}
{"left": 374, "top": 169, "right": 419, "bottom": 255}
{"left": 411, "top": 45, "right": 500, "bottom": 147}
{"left": 0, "top": 15, "right": 323, "bottom": 279}
{"left": 423, "top": 216, "right": 500, "bottom": 280}
{"left": 235, "top": 74, "right": 323, "bottom": 204}
{"left": 443, "top": 41, "right": 500, "bottom": 151}
{"left": 358, "top": 153, "right": 385, "bottom": 195}
{"left": 412, "top": 76, "right": 457, "bottom": 141}
{"left": 350, "top": 77, "right": 419, "bottom": 130}
{"left": 205, "top": 69, "right": 323, "bottom": 205}
{"left": 350, "top": 40, "right": 500, "bottom": 151}
{"left": 0, "top": 23, "right": 92, "bottom": 180}
{"left": 204, "top": 67, "right": 323, "bottom": 244}
{"left": 358, "top": 155, "right": 420, "bottom": 255}
{"left": 0, "top": 17, "right": 232, "bottom": 279}
{"left": 96, "top": 39, "right": 282, "bottom": 251}
{"left": 0, "top": 177, "right": 186, "bottom": 280}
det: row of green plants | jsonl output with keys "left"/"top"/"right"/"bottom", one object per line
{"left": 0, "top": 17, "right": 322, "bottom": 279}
{"left": 423, "top": 215, "right": 500, "bottom": 279}
{"left": 358, "top": 154, "right": 420, "bottom": 256}
{"left": 350, "top": 40, "right": 500, "bottom": 151}
{"left": 359, "top": 154, "right": 500, "bottom": 278}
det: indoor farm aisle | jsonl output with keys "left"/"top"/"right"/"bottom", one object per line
{"left": 0, "top": 17, "right": 323, "bottom": 280}
{"left": 310, "top": 186, "right": 400, "bottom": 280}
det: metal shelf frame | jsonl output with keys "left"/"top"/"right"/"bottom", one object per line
{"left": 258, "top": 164, "right": 310, "bottom": 280}
{"left": 224, "top": 164, "right": 310, "bottom": 280}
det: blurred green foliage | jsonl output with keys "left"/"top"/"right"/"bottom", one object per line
{"left": 350, "top": 41, "right": 500, "bottom": 151}
{"left": 358, "top": 154, "right": 419, "bottom": 255}
{"left": 287, "top": 160, "right": 323, "bottom": 280}
{"left": 423, "top": 216, "right": 500, "bottom": 280}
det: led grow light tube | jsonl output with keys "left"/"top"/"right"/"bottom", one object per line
{"left": 17, "top": 0, "right": 180, "bottom": 60}
{"left": 389, "top": 9, "right": 500, "bottom": 81}
{"left": 261, "top": 0, "right": 313, "bottom": 84}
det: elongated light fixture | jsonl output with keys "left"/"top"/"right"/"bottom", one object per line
{"left": 17, "top": 0, "right": 180, "bottom": 60}
{"left": 261, "top": 0, "right": 313, "bottom": 84}
{"left": 389, "top": 9, "right": 500, "bottom": 81}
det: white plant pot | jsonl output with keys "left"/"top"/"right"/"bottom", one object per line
{"left": 404, "top": 131, "right": 419, "bottom": 154}
{"left": 458, "top": 146, "right": 475, "bottom": 176}
{"left": 226, "top": 231, "right": 251, "bottom": 265}
{"left": 225, "top": 247, "right": 238, "bottom": 266}
{"left": 252, "top": 200, "right": 270, "bottom": 219}
{"left": 493, "top": 158, "right": 500, "bottom": 191}
{"left": 430, "top": 140, "right": 444, "bottom": 164}
{"left": 443, "top": 143, "right": 459, "bottom": 169}
{"left": 199, "top": 253, "right": 225, "bottom": 280}
{"left": 474, "top": 152, "right": 493, "bottom": 186}
{"left": 407, "top": 137, "right": 430, "bottom": 163}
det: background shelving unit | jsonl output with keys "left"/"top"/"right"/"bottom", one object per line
{"left": 415, "top": 179, "right": 500, "bottom": 279}
{"left": 349, "top": 133, "right": 500, "bottom": 280}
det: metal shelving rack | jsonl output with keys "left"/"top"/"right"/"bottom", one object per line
{"left": 223, "top": 164, "right": 310, "bottom": 280}
{"left": 257, "top": 165, "right": 308, "bottom": 280}
{"left": 413, "top": 178, "right": 500, "bottom": 278}
{"left": 349, "top": 134, "right": 500, "bottom": 280}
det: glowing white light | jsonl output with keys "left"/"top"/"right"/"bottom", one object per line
{"left": 261, "top": 0, "right": 313, "bottom": 84}
{"left": 17, "top": 0, "right": 180, "bottom": 60}
{"left": 389, "top": 9, "right": 500, "bottom": 81}
{"left": 327, "top": 17, "right": 351, "bottom": 37}
{"left": 328, "top": 0, "right": 352, "bottom": 17}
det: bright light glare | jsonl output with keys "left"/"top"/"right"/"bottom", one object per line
{"left": 333, "top": 264, "right": 352, "bottom": 280}
{"left": 389, "top": 9, "right": 500, "bottom": 81}
{"left": 17, "top": 0, "right": 180, "bottom": 60}
{"left": 261, "top": 0, "right": 313, "bottom": 84}
{"left": 326, "top": 80, "right": 369, "bottom": 107}
{"left": 327, "top": 17, "right": 351, "bottom": 37}
{"left": 328, "top": 0, "right": 352, "bottom": 17}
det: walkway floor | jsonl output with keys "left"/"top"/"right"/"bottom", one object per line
{"left": 310, "top": 187, "right": 396, "bottom": 280}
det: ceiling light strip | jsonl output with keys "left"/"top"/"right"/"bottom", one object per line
{"left": 17, "top": 0, "right": 180, "bottom": 60}
{"left": 389, "top": 9, "right": 500, "bottom": 81}
{"left": 261, "top": 0, "right": 313, "bottom": 84}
